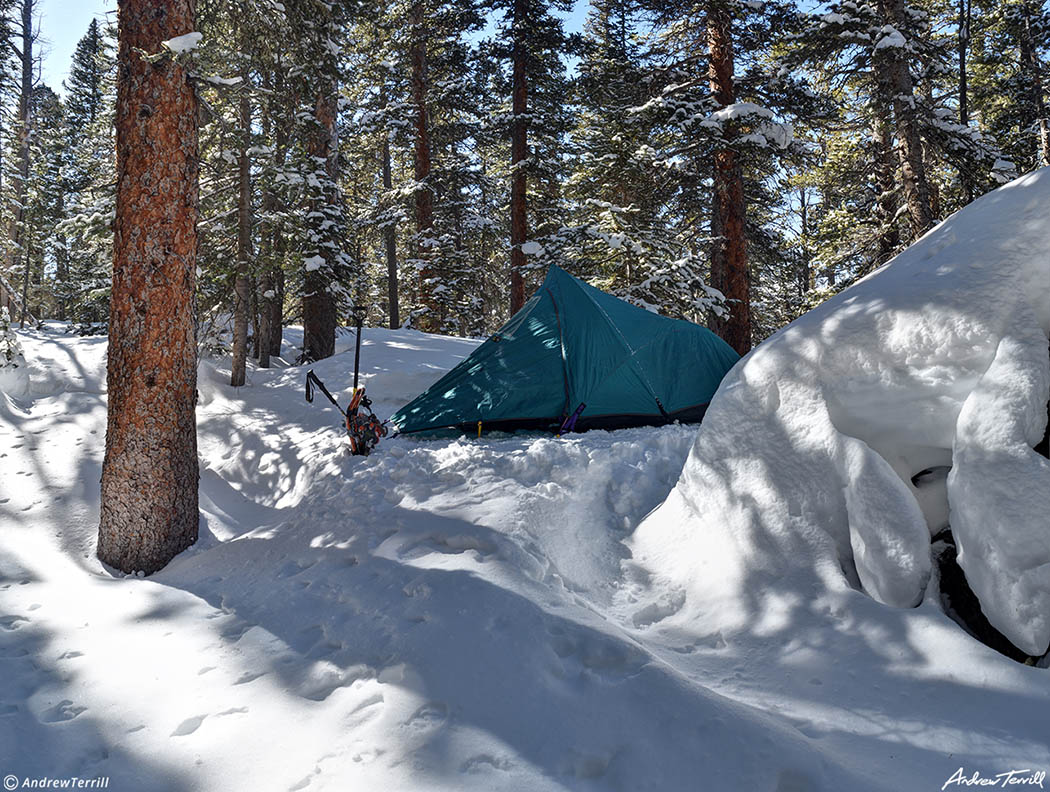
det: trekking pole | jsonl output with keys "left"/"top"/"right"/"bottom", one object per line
{"left": 351, "top": 305, "right": 367, "bottom": 390}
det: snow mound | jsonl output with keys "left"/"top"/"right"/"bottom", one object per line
{"left": 630, "top": 168, "right": 1050, "bottom": 655}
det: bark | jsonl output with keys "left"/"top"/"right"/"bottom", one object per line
{"left": 382, "top": 136, "right": 399, "bottom": 328}
{"left": 302, "top": 86, "right": 338, "bottom": 361}
{"left": 257, "top": 273, "right": 271, "bottom": 368}
{"left": 958, "top": 0, "right": 974, "bottom": 201}
{"left": 1019, "top": 2, "right": 1050, "bottom": 168}
{"left": 98, "top": 0, "right": 199, "bottom": 575}
{"left": 250, "top": 277, "right": 260, "bottom": 359}
{"left": 265, "top": 66, "right": 288, "bottom": 361}
{"left": 877, "top": 0, "right": 934, "bottom": 237}
{"left": 231, "top": 81, "right": 252, "bottom": 387}
{"left": 798, "top": 187, "right": 811, "bottom": 299}
{"left": 56, "top": 192, "right": 68, "bottom": 321}
{"left": 13, "top": 0, "right": 33, "bottom": 328}
{"left": 509, "top": 0, "right": 529, "bottom": 315}
{"left": 872, "top": 96, "right": 901, "bottom": 267}
{"left": 707, "top": 0, "right": 751, "bottom": 355}
{"left": 270, "top": 265, "right": 284, "bottom": 357}
{"left": 411, "top": 1, "right": 437, "bottom": 329}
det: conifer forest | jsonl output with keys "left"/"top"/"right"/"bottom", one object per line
{"left": 1, "top": 0, "right": 1045, "bottom": 360}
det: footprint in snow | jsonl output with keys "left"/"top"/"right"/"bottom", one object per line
{"left": 171, "top": 715, "right": 206, "bottom": 736}
{"left": 461, "top": 754, "right": 514, "bottom": 774}
{"left": 41, "top": 699, "right": 87, "bottom": 723}
{"left": 0, "top": 615, "right": 29, "bottom": 630}
{"left": 232, "top": 670, "right": 267, "bottom": 685}
{"left": 403, "top": 701, "right": 448, "bottom": 731}
{"left": 277, "top": 559, "right": 317, "bottom": 579}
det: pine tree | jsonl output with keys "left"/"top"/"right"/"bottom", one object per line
{"left": 287, "top": 0, "right": 353, "bottom": 362}
{"left": 98, "top": 0, "right": 200, "bottom": 574}
{"left": 489, "top": 0, "right": 575, "bottom": 315}
{"left": 60, "top": 17, "right": 117, "bottom": 330}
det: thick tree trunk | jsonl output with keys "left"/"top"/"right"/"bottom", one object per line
{"left": 302, "top": 87, "right": 338, "bottom": 362}
{"left": 231, "top": 83, "right": 252, "bottom": 386}
{"left": 410, "top": 1, "right": 437, "bottom": 329}
{"left": 509, "top": 0, "right": 528, "bottom": 315}
{"left": 878, "top": 0, "right": 934, "bottom": 238}
{"left": 382, "top": 137, "right": 399, "bottom": 329}
{"left": 707, "top": 1, "right": 751, "bottom": 355}
{"left": 13, "top": 0, "right": 33, "bottom": 328}
{"left": 98, "top": 0, "right": 199, "bottom": 575}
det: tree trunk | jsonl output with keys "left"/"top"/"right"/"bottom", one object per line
{"left": 13, "top": 0, "right": 33, "bottom": 328}
{"left": 872, "top": 97, "right": 901, "bottom": 267}
{"left": 302, "top": 86, "right": 339, "bottom": 362}
{"left": 878, "top": 0, "right": 934, "bottom": 238}
{"left": 56, "top": 191, "right": 68, "bottom": 321}
{"left": 98, "top": 0, "right": 199, "bottom": 575}
{"left": 707, "top": 0, "right": 751, "bottom": 355}
{"left": 410, "top": 0, "right": 437, "bottom": 329}
{"left": 231, "top": 81, "right": 252, "bottom": 386}
{"left": 509, "top": 0, "right": 529, "bottom": 315}
{"left": 257, "top": 273, "right": 272, "bottom": 368}
{"left": 382, "top": 137, "right": 399, "bottom": 329}
{"left": 270, "top": 264, "right": 284, "bottom": 357}
{"left": 1019, "top": 2, "right": 1050, "bottom": 168}
{"left": 798, "top": 186, "right": 810, "bottom": 300}
{"left": 958, "top": 0, "right": 973, "bottom": 201}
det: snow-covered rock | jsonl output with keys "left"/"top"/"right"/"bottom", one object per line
{"left": 630, "top": 167, "right": 1050, "bottom": 655}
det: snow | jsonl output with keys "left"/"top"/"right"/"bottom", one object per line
{"left": 3, "top": 165, "right": 1050, "bottom": 791}
{"left": 162, "top": 32, "right": 203, "bottom": 55}
{"left": 874, "top": 25, "right": 907, "bottom": 50}
{"left": 304, "top": 254, "right": 325, "bottom": 272}
{"left": 631, "top": 167, "right": 1050, "bottom": 655}
{"left": 520, "top": 241, "right": 544, "bottom": 255}
{"left": 0, "top": 307, "right": 29, "bottom": 398}
{"left": 203, "top": 75, "right": 242, "bottom": 87}
{"left": 709, "top": 101, "right": 776, "bottom": 122}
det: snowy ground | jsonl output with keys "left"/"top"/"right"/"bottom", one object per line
{"left": 1, "top": 317, "right": 1047, "bottom": 792}
{"left": 4, "top": 168, "right": 1050, "bottom": 792}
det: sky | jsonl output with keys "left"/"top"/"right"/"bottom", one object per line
{"left": 38, "top": 0, "right": 587, "bottom": 96}
{"left": 38, "top": 0, "right": 113, "bottom": 95}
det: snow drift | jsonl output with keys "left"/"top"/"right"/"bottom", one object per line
{"left": 630, "top": 168, "right": 1050, "bottom": 656}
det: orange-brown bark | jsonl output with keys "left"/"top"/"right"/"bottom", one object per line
{"left": 509, "top": 0, "right": 529, "bottom": 315}
{"left": 98, "top": 0, "right": 199, "bottom": 574}
{"left": 303, "top": 88, "right": 338, "bottom": 361}
{"left": 707, "top": 1, "right": 751, "bottom": 355}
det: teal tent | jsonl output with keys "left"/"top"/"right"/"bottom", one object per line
{"left": 390, "top": 265, "right": 739, "bottom": 435}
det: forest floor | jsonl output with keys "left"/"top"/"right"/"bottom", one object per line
{"left": 1, "top": 322, "right": 1048, "bottom": 792}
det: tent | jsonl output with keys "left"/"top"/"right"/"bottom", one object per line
{"left": 390, "top": 265, "right": 740, "bottom": 435}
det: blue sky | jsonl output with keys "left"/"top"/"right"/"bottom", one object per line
{"left": 39, "top": 0, "right": 587, "bottom": 95}
{"left": 38, "top": 0, "right": 113, "bottom": 94}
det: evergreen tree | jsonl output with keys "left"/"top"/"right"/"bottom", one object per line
{"left": 98, "top": 0, "right": 200, "bottom": 575}
{"left": 60, "top": 17, "right": 116, "bottom": 330}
